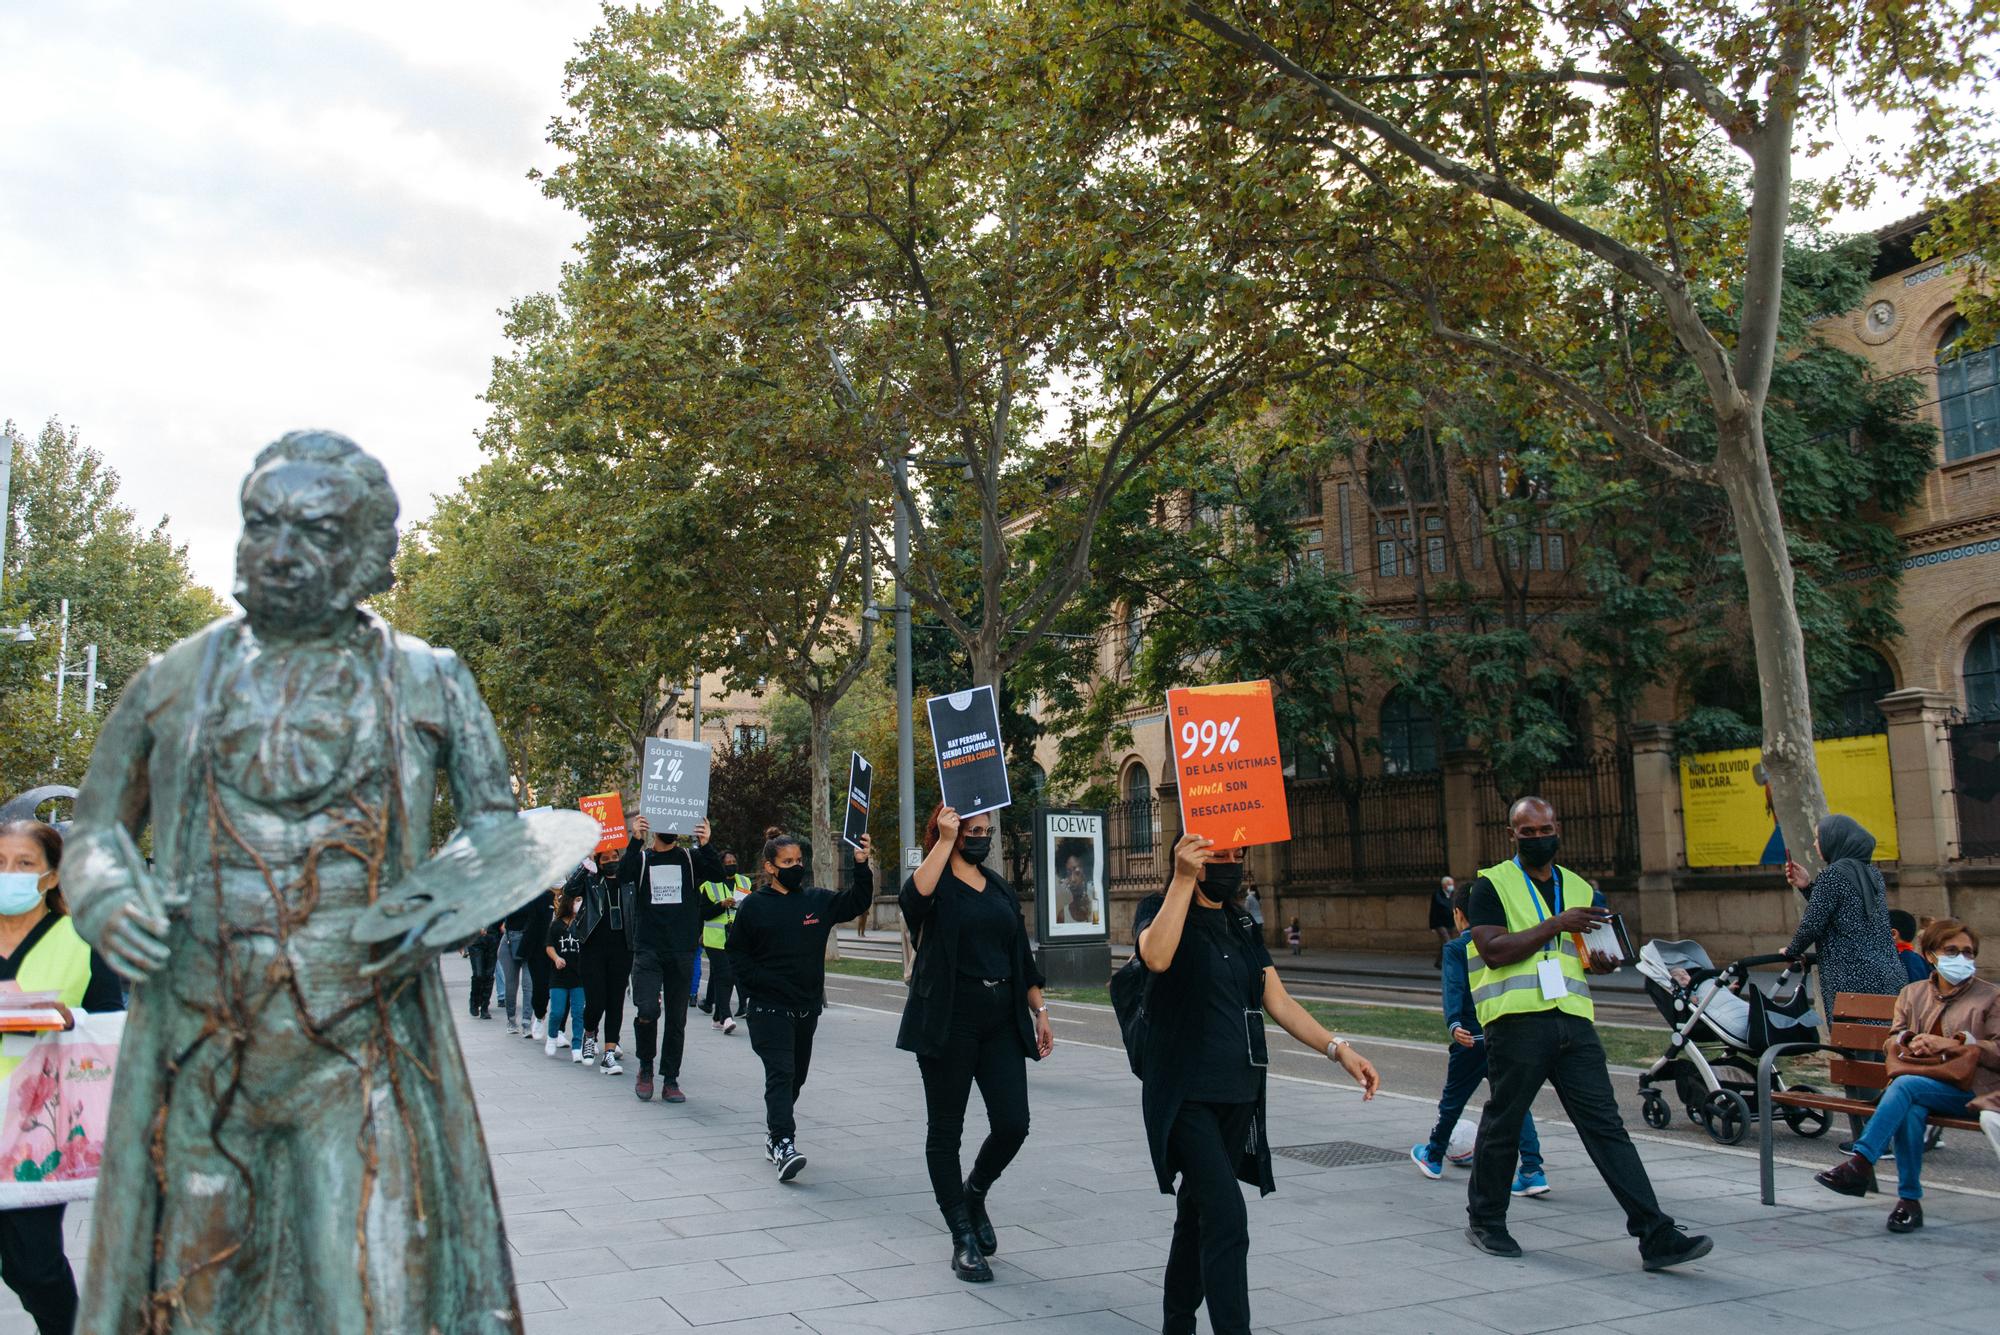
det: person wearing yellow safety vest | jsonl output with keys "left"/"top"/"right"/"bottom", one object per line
{"left": 0, "top": 820, "right": 124, "bottom": 1335}
{"left": 701, "top": 851, "right": 751, "bottom": 1035}
{"left": 1462, "top": 797, "right": 1715, "bottom": 1273}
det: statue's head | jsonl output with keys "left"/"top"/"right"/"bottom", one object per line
{"left": 235, "top": 430, "right": 399, "bottom": 635}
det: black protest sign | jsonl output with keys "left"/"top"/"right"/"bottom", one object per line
{"left": 639, "top": 737, "right": 711, "bottom": 834}
{"left": 926, "top": 686, "right": 1012, "bottom": 818}
{"left": 842, "top": 751, "right": 873, "bottom": 850}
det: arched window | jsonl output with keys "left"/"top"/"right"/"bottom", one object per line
{"left": 1125, "top": 763, "right": 1154, "bottom": 852}
{"left": 1025, "top": 762, "right": 1048, "bottom": 802}
{"left": 1828, "top": 649, "right": 1897, "bottom": 734}
{"left": 1939, "top": 317, "right": 1999, "bottom": 462}
{"left": 1965, "top": 623, "right": 2000, "bottom": 719}
{"left": 1380, "top": 689, "right": 1439, "bottom": 775}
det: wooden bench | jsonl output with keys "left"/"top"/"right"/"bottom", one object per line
{"left": 1756, "top": 990, "right": 1984, "bottom": 1204}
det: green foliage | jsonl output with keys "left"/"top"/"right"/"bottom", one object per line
{"left": 0, "top": 419, "right": 226, "bottom": 796}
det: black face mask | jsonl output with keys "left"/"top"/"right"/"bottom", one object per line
{"left": 959, "top": 835, "right": 993, "bottom": 863}
{"left": 1202, "top": 862, "right": 1245, "bottom": 900}
{"left": 775, "top": 865, "right": 808, "bottom": 892}
{"left": 723, "top": 865, "right": 738, "bottom": 878}
{"left": 1515, "top": 834, "right": 1561, "bottom": 869}
{"left": 658, "top": 833, "right": 679, "bottom": 847}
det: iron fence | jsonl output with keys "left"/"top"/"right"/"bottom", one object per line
{"left": 1283, "top": 773, "right": 1448, "bottom": 884}
{"left": 1105, "top": 795, "right": 1162, "bottom": 890}
{"left": 1475, "top": 748, "right": 1638, "bottom": 875}
{"left": 1949, "top": 718, "right": 2000, "bottom": 859}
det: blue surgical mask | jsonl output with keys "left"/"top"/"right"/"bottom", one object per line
{"left": 1934, "top": 954, "right": 1977, "bottom": 985}
{"left": 0, "top": 873, "right": 44, "bottom": 916}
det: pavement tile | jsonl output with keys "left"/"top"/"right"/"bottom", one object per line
{"left": 799, "top": 1291, "right": 1015, "bottom": 1335}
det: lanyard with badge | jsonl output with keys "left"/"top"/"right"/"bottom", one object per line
{"left": 1518, "top": 856, "right": 1569, "bottom": 1002}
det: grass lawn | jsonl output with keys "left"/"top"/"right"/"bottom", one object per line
{"left": 825, "top": 957, "right": 907, "bottom": 982}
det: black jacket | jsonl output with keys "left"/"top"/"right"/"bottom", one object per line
{"left": 896, "top": 867, "right": 1045, "bottom": 1061}
{"left": 615, "top": 840, "right": 727, "bottom": 954}
{"left": 727, "top": 863, "right": 875, "bottom": 1013}
{"left": 566, "top": 861, "right": 624, "bottom": 945}
{"left": 1132, "top": 890, "right": 1275, "bottom": 1197}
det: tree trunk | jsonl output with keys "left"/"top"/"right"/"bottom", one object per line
{"left": 1714, "top": 413, "right": 1829, "bottom": 871}
{"left": 807, "top": 693, "right": 841, "bottom": 961}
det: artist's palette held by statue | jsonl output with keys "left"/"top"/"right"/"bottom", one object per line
{"left": 353, "top": 808, "right": 600, "bottom": 956}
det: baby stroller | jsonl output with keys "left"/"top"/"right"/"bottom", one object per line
{"left": 1635, "top": 940, "right": 1829, "bottom": 1146}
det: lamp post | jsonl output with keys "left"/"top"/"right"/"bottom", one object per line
{"left": 50, "top": 599, "right": 100, "bottom": 723}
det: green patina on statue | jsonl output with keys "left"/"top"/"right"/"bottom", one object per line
{"left": 63, "top": 432, "right": 595, "bottom": 1334}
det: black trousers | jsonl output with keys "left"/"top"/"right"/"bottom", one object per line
{"left": 746, "top": 1004, "right": 819, "bottom": 1140}
{"left": 703, "top": 947, "right": 741, "bottom": 1021}
{"left": 916, "top": 977, "right": 1031, "bottom": 1221}
{"left": 526, "top": 952, "right": 551, "bottom": 1021}
{"left": 630, "top": 946, "right": 694, "bottom": 1079}
{"left": 0, "top": 1204, "right": 78, "bottom": 1335}
{"left": 1163, "top": 1101, "right": 1254, "bottom": 1335}
{"left": 1469, "top": 1010, "right": 1674, "bottom": 1247}
{"left": 466, "top": 938, "right": 498, "bottom": 1016}
{"left": 581, "top": 933, "right": 633, "bottom": 1047}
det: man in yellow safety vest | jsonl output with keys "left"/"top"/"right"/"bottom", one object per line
{"left": 1462, "top": 796, "right": 1714, "bottom": 1272}
{"left": 701, "top": 852, "right": 752, "bottom": 1035}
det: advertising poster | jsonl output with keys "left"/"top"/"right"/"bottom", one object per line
{"left": 926, "top": 686, "right": 1012, "bottom": 817}
{"left": 1167, "top": 679, "right": 1290, "bottom": 850}
{"left": 842, "top": 751, "right": 873, "bottom": 850}
{"left": 1680, "top": 733, "right": 1899, "bottom": 867}
{"left": 1037, "top": 808, "right": 1107, "bottom": 941}
{"left": 578, "top": 792, "right": 628, "bottom": 855}
{"left": 639, "top": 737, "right": 712, "bottom": 835}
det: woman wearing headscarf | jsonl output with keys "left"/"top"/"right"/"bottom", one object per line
{"left": 1781, "top": 815, "right": 1908, "bottom": 1016}
{"left": 1783, "top": 814, "right": 1910, "bottom": 1141}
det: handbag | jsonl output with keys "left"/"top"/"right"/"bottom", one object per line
{"left": 1884, "top": 1017, "right": 1981, "bottom": 1091}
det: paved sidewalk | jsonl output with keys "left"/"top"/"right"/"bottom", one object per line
{"left": 11, "top": 958, "right": 1995, "bottom": 1335}
{"left": 454, "top": 958, "right": 2000, "bottom": 1335}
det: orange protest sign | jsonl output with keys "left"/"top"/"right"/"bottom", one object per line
{"left": 578, "top": 792, "right": 629, "bottom": 855}
{"left": 1167, "top": 680, "right": 1290, "bottom": 850}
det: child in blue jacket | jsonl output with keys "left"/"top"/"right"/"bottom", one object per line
{"left": 1411, "top": 884, "right": 1550, "bottom": 1196}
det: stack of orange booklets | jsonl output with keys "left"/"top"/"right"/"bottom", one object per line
{"left": 0, "top": 983, "right": 68, "bottom": 1032}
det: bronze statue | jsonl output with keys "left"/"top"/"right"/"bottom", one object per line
{"left": 63, "top": 432, "right": 595, "bottom": 1334}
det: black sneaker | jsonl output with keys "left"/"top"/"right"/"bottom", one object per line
{"left": 1464, "top": 1225, "right": 1522, "bottom": 1258}
{"left": 1640, "top": 1227, "right": 1714, "bottom": 1272}
{"left": 772, "top": 1138, "right": 807, "bottom": 1182}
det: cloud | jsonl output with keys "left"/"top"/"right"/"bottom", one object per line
{"left": 0, "top": 0, "right": 598, "bottom": 597}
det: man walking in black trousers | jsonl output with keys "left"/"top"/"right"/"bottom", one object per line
{"left": 1463, "top": 796, "right": 1713, "bottom": 1272}
{"left": 617, "top": 814, "right": 727, "bottom": 1103}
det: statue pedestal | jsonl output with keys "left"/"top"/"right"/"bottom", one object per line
{"left": 1036, "top": 942, "right": 1112, "bottom": 990}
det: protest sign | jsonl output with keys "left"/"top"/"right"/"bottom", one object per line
{"left": 926, "top": 686, "right": 1012, "bottom": 817}
{"left": 842, "top": 752, "right": 873, "bottom": 850}
{"left": 1167, "top": 679, "right": 1290, "bottom": 850}
{"left": 578, "top": 792, "right": 628, "bottom": 855}
{"left": 639, "top": 738, "right": 711, "bottom": 835}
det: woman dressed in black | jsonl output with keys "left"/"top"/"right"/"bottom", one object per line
{"left": 898, "top": 805, "right": 1054, "bottom": 1284}
{"left": 1135, "top": 832, "right": 1379, "bottom": 1335}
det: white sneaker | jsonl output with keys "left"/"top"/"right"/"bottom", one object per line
{"left": 544, "top": 1036, "right": 559, "bottom": 1057}
{"left": 722, "top": 1017, "right": 737, "bottom": 1036}
{"left": 570, "top": 1046, "right": 586, "bottom": 1064}
{"left": 505, "top": 1019, "right": 519, "bottom": 1036}
{"left": 600, "top": 1050, "right": 625, "bottom": 1076}
{"left": 529, "top": 1019, "right": 544, "bottom": 1041}
{"left": 1982, "top": 1110, "right": 2000, "bottom": 1164}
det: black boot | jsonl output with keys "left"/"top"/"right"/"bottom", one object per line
{"left": 946, "top": 1206, "right": 993, "bottom": 1282}
{"left": 962, "top": 1179, "right": 997, "bottom": 1256}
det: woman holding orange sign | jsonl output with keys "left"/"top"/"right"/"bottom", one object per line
{"left": 1133, "top": 829, "right": 1378, "bottom": 1335}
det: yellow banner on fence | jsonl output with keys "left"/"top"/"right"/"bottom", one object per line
{"left": 1680, "top": 734, "right": 1898, "bottom": 868}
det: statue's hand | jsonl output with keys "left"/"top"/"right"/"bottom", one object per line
{"left": 100, "top": 899, "right": 172, "bottom": 981}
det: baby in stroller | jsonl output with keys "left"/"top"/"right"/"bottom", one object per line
{"left": 1636, "top": 940, "right": 1827, "bottom": 1145}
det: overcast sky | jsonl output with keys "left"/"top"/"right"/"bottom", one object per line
{"left": 0, "top": 0, "right": 598, "bottom": 597}
{"left": 0, "top": 2, "right": 1929, "bottom": 602}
